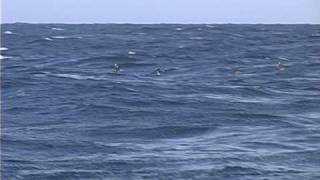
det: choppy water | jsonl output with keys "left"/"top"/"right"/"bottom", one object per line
{"left": 2, "top": 24, "right": 320, "bottom": 180}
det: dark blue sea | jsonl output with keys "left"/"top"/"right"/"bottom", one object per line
{"left": 1, "top": 24, "right": 320, "bottom": 180}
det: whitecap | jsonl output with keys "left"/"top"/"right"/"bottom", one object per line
{"left": 178, "top": 45, "right": 184, "bottom": 49}
{"left": 4, "top": 31, "right": 14, "bottom": 35}
{"left": 0, "top": 55, "right": 12, "bottom": 60}
{"left": 311, "top": 33, "right": 320, "bottom": 37}
{"left": 300, "top": 112, "right": 320, "bottom": 119}
{"left": 272, "top": 32, "right": 287, "bottom": 35}
{"left": 278, "top": 57, "right": 289, "bottom": 61}
{"left": 54, "top": 74, "right": 92, "bottom": 80}
{"left": 229, "top": 33, "right": 244, "bottom": 38}
{"left": 125, "top": 87, "right": 139, "bottom": 92}
{"left": 33, "top": 74, "right": 47, "bottom": 78}
{"left": 175, "top": 28, "right": 183, "bottom": 31}
{"left": 52, "top": 36, "right": 66, "bottom": 39}
{"left": 17, "top": 90, "right": 27, "bottom": 97}
{"left": 51, "top": 35, "right": 82, "bottom": 39}
{"left": 48, "top": 72, "right": 106, "bottom": 81}
{"left": 205, "top": 25, "right": 216, "bottom": 28}
{"left": 189, "top": 37, "right": 203, "bottom": 40}
{"left": 0, "top": 47, "right": 9, "bottom": 51}
{"left": 203, "top": 94, "right": 282, "bottom": 104}
{"left": 44, "top": 37, "right": 53, "bottom": 41}
{"left": 128, "top": 51, "right": 136, "bottom": 55}
{"left": 51, "top": 27, "right": 64, "bottom": 31}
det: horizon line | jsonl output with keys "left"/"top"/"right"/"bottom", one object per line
{"left": 1, "top": 22, "right": 320, "bottom": 25}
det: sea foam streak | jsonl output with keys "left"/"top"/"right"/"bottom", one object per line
{"left": 51, "top": 27, "right": 65, "bottom": 31}
{"left": 0, "top": 47, "right": 9, "bottom": 51}
{"left": 0, "top": 55, "right": 12, "bottom": 60}
{"left": 4, "top": 31, "right": 14, "bottom": 35}
{"left": 43, "top": 72, "right": 106, "bottom": 81}
{"left": 44, "top": 37, "right": 53, "bottom": 41}
{"left": 52, "top": 36, "right": 66, "bottom": 39}
{"left": 128, "top": 51, "right": 136, "bottom": 55}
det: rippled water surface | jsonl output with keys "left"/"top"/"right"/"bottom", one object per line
{"left": 2, "top": 24, "right": 320, "bottom": 179}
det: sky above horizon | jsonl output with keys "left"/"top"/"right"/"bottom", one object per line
{"left": 2, "top": 0, "right": 320, "bottom": 24}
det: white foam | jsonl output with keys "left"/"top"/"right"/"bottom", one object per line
{"left": 51, "top": 27, "right": 64, "bottom": 31}
{"left": 272, "top": 32, "right": 287, "bottom": 35}
{"left": 0, "top": 55, "right": 12, "bottom": 60}
{"left": 205, "top": 25, "right": 216, "bottom": 28}
{"left": 125, "top": 87, "right": 139, "bottom": 92}
{"left": 230, "top": 33, "right": 244, "bottom": 38}
{"left": 204, "top": 94, "right": 280, "bottom": 104}
{"left": 189, "top": 37, "right": 203, "bottom": 40}
{"left": 48, "top": 73, "right": 106, "bottom": 81}
{"left": 128, "top": 51, "right": 136, "bottom": 55}
{"left": 17, "top": 90, "right": 27, "bottom": 97}
{"left": 51, "top": 35, "right": 82, "bottom": 39}
{"left": 300, "top": 112, "right": 320, "bottom": 119}
{"left": 44, "top": 37, "right": 53, "bottom": 41}
{"left": 0, "top": 47, "right": 9, "bottom": 51}
{"left": 55, "top": 74, "right": 91, "bottom": 80}
{"left": 311, "top": 33, "right": 320, "bottom": 37}
{"left": 4, "top": 31, "right": 14, "bottom": 35}
{"left": 33, "top": 74, "right": 47, "bottom": 77}
{"left": 52, "top": 36, "right": 66, "bottom": 39}
{"left": 175, "top": 28, "right": 183, "bottom": 31}
{"left": 278, "top": 57, "right": 289, "bottom": 61}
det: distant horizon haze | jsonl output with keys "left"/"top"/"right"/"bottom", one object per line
{"left": 2, "top": 0, "right": 320, "bottom": 24}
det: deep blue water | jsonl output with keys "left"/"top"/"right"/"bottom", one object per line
{"left": 1, "top": 24, "right": 320, "bottom": 180}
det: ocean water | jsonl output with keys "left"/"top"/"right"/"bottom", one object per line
{"left": 1, "top": 24, "right": 320, "bottom": 180}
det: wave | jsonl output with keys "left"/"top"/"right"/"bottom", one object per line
{"left": 44, "top": 37, "right": 53, "bottom": 41}
{"left": 0, "top": 47, "right": 9, "bottom": 51}
{"left": 51, "top": 27, "right": 64, "bottom": 31}
{"left": 203, "top": 93, "right": 280, "bottom": 104}
{"left": 310, "top": 33, "right": 320, "bottom": 38}
{"left": 44, "top": 72, "right": 106, "bottom": 81}
{"left": 87, "top": 125, "right": 215, "bottom": 139}
{"left": 4, "top": 31, "right": 14, "bottom": 35}
{"left": 0, "top": 55, "right": 12, "bottom": 60}
{"left": 128, "top": 50, "right": 136, "bottom": 55}
{"left": 189, "top": 37, "right": 203, "bottom": 40}
{"left": 51, "top": 36, "right": 67, "bottom": 39}
{"left": 278, "top": 57, "right": 289, "bottom": 61}
{"left": 205, "top": 25, "right": 216, "bottom": 28}
{"left": 51, "top": 35, "right": 83, "bottom": 39}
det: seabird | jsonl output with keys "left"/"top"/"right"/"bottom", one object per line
{"left": 233, "top": 68, "right": 241, "bottom": 75}
{"left": 277, "top": 62, "right": 284, "bottom": 71}
{"left": 113, "top": 64, "right": 120, "bottom": 73}
{"left": 155, "top": 68, "right": 166, "bottom": 76}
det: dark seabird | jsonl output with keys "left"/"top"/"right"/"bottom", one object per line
{"left": 113, "top": 64, "right": 120, "bottom": 73}
{"left": 233, "top": 68, "right": 241, "bottom": 75}
{"left": 155, "top": 68, "right": 166, "bottom": 76}
{"left": 277, "top": 62, "right": 284, "bottom": 71}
